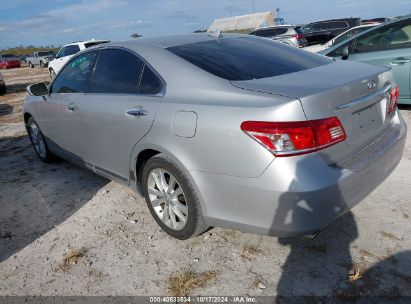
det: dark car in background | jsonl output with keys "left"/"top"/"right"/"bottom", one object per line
{"left": 0, "top": 72, "right": 5, "bottom": 95}
{"left": 302, "top": 18, "right": 361, "bottom": 45}
{"left": 249, "top": 25, "right": 307, "bottom": 47}
{"left": 0, "top": 54, "right": 21, "bottom": 69}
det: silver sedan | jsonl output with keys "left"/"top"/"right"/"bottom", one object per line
{"left": 23, "top": 34, "right": 407, "bottom": 239}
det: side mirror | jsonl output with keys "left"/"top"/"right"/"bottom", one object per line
{"left": 341, "top": 46, "right": 350, "bottom": 60}
{"left": 27, "top": 83, "right": 49, "bottom": 96}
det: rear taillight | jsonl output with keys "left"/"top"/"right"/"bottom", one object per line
{"left": 241, "top": 117, "right": 346, "bottom": 157}
{"left": 292, "top": 34, "right": 304, "bottom": 40}
{"left": 388, "top": 86, "right": 399, "bottom": 114}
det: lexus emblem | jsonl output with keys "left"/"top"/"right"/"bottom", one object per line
{"left": 367, "top": 79, "right": 377, "bottom": 90}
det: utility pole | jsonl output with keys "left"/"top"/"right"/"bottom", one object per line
{"left": 252, "top": 0, "right": 255, "bottom": 13}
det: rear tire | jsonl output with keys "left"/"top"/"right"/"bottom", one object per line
{"left": 27, "top": 117, "right": 55, "bottom": 163}
{"left": 142, "top": 153, "right": 208, "bottom": 239}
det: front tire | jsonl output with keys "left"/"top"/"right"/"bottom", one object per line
{"left": 142, "top": 154, "right": 208, "bottom": 239}
{"left": 40, "top": 61, "right": 44, "bottom": 68}
{"left": 27, "top": 117, "right": 55, "bottom": 163}
{"left": 29, "top": 62, "right": 34, "bottom": 68}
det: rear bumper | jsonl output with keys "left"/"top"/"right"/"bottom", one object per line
{"left": 192, "top": 111, "right": 407, "bottom": 237}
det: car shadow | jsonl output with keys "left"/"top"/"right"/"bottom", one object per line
{"left": 0, "top": 134, "right": 109, "bottom": 262}
{"left": 398, "top": 104, "right": 411, "bottom": 111}
{"left": 0, "top": 103, "right": 13, "bottom": 116}
{"left": 272, "top": 157, "right": 410, "bottom": 301}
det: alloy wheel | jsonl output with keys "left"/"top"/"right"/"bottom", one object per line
{"left": 147, "top": 168, "right": 188, "bottom": 231}
{"left": 29, "top": 122, "right": 47, "bottom": 158}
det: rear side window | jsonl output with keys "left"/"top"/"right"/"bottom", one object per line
{"left": 65, "top": 45, "right": 80, "bottom": 56}
{"left": 139, "top": 65, "right": 163, "bottom": 94}
{"left": 51, "top": 51, "right": 99, "bottom": 93}
{"left": 90, "top": 49, "right": 144, "bottom": 94}
{"left": 167, "top": 37, "right": 331, "bottom": 81}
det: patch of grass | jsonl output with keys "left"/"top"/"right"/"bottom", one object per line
{"left": 381, "top": 231, "right": 403, "bottom": 241}
{"left": 348, "top": 264, "right": 363, "bottom": 283}
{"left": 167, "top": 269, "right": 217, "bottom": 296}
{"left": 359, "top": 249, "right": 382, "bottom": 260}
{"left": 241, "top": 244, "right": 263, "bottom": 260}
{"left": 55, "top": 247, "right": 87, "bottom": 272}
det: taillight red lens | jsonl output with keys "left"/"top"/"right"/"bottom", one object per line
{"left": 388, "top": 86, "right": 399, "bottom": 114}
{"left": 292, "top": 34, "right": 303, "bottom": 40}
{"left": 241, "top": 117, "right": 346, "bottom": 157}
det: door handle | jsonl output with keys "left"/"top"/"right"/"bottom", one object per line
{"left": 67, "top": 103, "right": 78, "bottom": 111}
{"left": 126, "top": 108, "right": 148, "bottom": 117}
{"left": 391, "top": 57, "right": 410, "bottom": 65}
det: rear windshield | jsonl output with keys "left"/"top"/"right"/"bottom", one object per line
{"left": 167, "top": 37, "right": 331, "bottom": 81}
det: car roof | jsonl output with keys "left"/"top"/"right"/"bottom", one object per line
{"left": 321, "top": 14, "right": 411, "bottom": 55}
{"left": 307, "top": 17, "right": 360, "bottom": 25}
{"left": 250, "top": 25, "right": 297, "bottom": 31}
{"left": 100, "top": 33, "right": 245, "bottom": 49}
{"left": 64, "top": 39, "right": 110, "bottom": 47}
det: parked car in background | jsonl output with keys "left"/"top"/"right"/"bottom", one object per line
{"left": 0, "top": 72, "right": 5, "bottom": 95}
{"left": 249, "top": 25, "right": 307, "bottom": 47}
{"left": 24, "top": 34, "right": 406, "bottom": 239}
{"left": 20, "top": 54, "right": 29, "bottom": 64}
{"left": 48, "top": 39, "right": 109, "bottom": 78}
{"left": 362, "top": 17, "right": 389, "bottom": 24}
{"left": 302, "top": 18, "right": 361, "bottom": 45}
{"left": 321, "top": 15, "right": 411, "bottom": 104}
{"left": 304, "top": 24, "right": 378, "bottom": 53}
{"left": 26, "top": 51, "right": 55, "bottom": 68}
{"left": 0, "top": 54, "right": 21, "bottom": 69}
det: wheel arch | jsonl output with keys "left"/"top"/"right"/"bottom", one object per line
{"left": 130, "top": 144, "right": 208, "bottom": 215}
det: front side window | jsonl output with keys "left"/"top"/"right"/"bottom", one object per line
{"left": 168, "top": 37, "right": 332, "bottom": 81}
{"left": 334, "top": 27, "right": 370, "bottom": 45}
{"left": 51, "top": 51, "right": 99, "bottom": 93}
{"left": 90, "top": 49, "right": 144, "bottom": 94}
{"left": 352, "top": 20, "right": 411, "bottom": 53}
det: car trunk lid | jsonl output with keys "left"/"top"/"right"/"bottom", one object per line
{"left": 231, "top": 60, "right": 394, "bottom": 164}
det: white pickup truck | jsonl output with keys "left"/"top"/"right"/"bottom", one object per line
{"left": 26, "top": 51, "right": 55, "bottom": 68}
{"left": 48, "top": 39, "right": 109, "bottom": 78}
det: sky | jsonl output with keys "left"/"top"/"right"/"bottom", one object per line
{"left": 1, "top": 0, "right": 411, "bottom": 48}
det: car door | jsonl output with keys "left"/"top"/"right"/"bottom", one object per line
{"left": 348, "top": 19, "right": 411, "bottom": 100}
{"left": 40, "top": 50, "right": 99, "bottom": 163}
{"left": 80, "top": 48, "right": 163, "bottom": 182}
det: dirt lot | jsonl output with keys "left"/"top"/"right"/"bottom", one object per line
{"left": 0, "top": 66, "right": 411, "bottom": 299}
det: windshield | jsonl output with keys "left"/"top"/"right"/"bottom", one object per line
{"left": 38, "top": 51, "right": 54, "bottom": 57}
{"left": 167, "top": 37, "right": 331, "bottom": 81}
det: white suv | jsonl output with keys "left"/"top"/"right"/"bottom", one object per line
{"left": 48, "top": 39, "right": 109, "bottom": 78}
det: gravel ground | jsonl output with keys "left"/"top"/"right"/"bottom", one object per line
{"left": 0, "top": 66, "right": 410, "bottom": 299}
